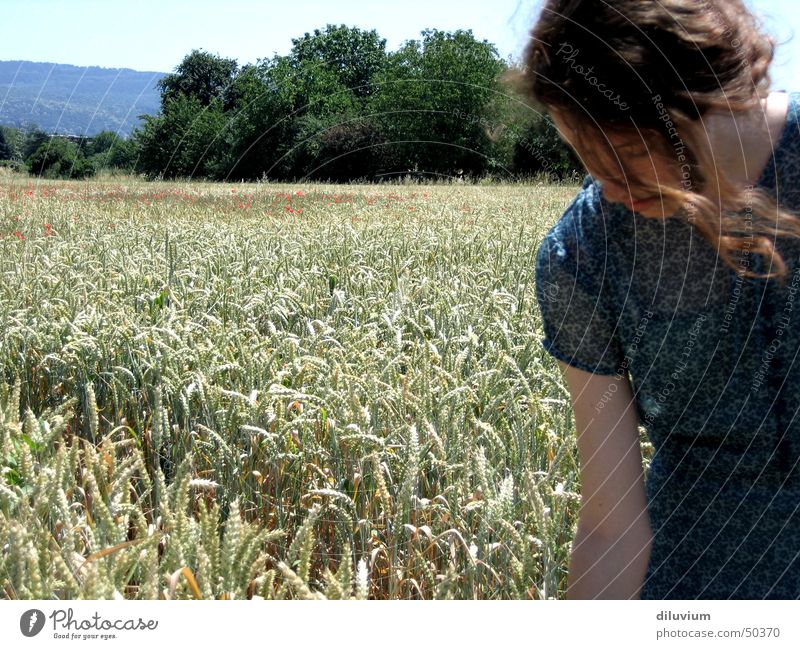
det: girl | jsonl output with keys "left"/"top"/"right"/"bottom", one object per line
{"left": 520, "top": 0, "right": 800, "bottom": 598}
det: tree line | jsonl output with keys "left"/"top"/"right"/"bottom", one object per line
{"left": 0, "top": 25, "right": 581, "bottom": 183}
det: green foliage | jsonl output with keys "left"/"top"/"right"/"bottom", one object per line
{"left": 304, "top": 116, "right": 387, "bottom": 182}
{"left": 0, "top": 160, "right": 24, "bottom": 173}
{"left": 268, "top": 57, "right": 363, "bottom": 179}
{"left": 216, "top": 62, "right": 297, "bottom": 180}
{"left": 87, "top": 131, "right": 136, "bottom": 171}
{"left": 157, "top": 49, "right": 238, "bottom": 110}
{"left": 289, "top": 24, "right": 387, "bottom": 100}
{"left": 0, "top": 129, "right": 11, "bottom": 161}
{"left": 480, "top": 67, "right": 583, "bottom": 182}
{"left": 26, "top": 137, "right": 95, "bottom": 179}
{"left": 22, "top": 126, "right": 51, "bottom": 161}
{"left": 132, "top": 95, "right": 228, "bottom": 179}
{"left": 221, "top": 27, "right": 388, "bottom": 181}
{"left": 135, "top": 50, "right": 241, "bottom": 180}
{"left": 0, "top": 126, "right": 23, "bottom": 161}
{"left": 370, "top": 29, "right": 508, "bottom": 178}
{"left": 511, "top": 113, "right": 582, "bottom": 181}
{"left": 87, "top": 130, "right": 121, "bottom": 156}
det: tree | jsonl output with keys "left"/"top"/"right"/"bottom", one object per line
{"left": 251, "top": 26, "right": 389, "bottom": 180}
{"left": 134, "top": 49, "right": 239, "bottom": 179}
{"left": 296, "top": 114, "right": 387, "bottom": 182}
{"left": 0, "top": 126, "right": 23, "bottom": 160}
{"left": 487, "top": 65, "right": 582, "bottom": 181}
{"left": 510, "top": 113, "right": 581, "bottom": 180}
{"left": 270, "top": 56, "right": 363, "bottom": 179}
{"left": 27, "top": 137, "right": 94, "bottom": 179}
{"left": 221, "top": 31, "right": 389, "bottom": 181}
{"left": 213, "top": 62, "right": 293, "bottom": 180}
{"left": 289, "top": 25, "right": 387, "bottom": 99}
{"left": 132, "top": 94, "right": 228, "bottom": 179}
{"left": 157, "top": 49, "right": 238, "bottom": 110}
{"left": 88, "top": 130, "right": 136, "bottom": 171}
{"left": 0, "top": 128, "right": 11, "bottom": 160}
{"left": 370, "top": 29, "right": 508, "bottom": 178}
{"left": 22, "top": 126, "right": 51, "bottom": 161}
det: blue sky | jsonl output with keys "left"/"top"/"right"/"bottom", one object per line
{"left": 1, "top": 0, "right": 797, "bottom": 88}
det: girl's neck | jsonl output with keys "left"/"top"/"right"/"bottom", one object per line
{"left": 704, "top": 91, "right": 790, "bottom": 187}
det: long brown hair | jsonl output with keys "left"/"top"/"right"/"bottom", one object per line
{"left": 515, "top": 0, "right": 799, "bottom": 283}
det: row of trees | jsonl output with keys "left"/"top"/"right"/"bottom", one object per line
{"left": 0, "top": 26, "right": 581, "bottom": 183}
{"left": 0, "top": 125, "right": 135, "bottom": 179}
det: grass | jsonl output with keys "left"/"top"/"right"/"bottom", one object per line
{"left": 0, "top": 174, "right": 598, "bottom": 599}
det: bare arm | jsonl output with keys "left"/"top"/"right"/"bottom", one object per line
{"left": 557, "top": 361, "right": 653, "bottom": 599}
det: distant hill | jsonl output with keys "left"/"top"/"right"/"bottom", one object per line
{"left": 0, "top": 60, "right": 165, "bottom": 137}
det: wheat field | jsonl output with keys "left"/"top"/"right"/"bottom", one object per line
{"left": 0, "top": 175, "right": 625, "bottom": 600}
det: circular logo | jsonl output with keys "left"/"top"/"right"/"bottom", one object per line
{"left": 20, "top": 609, "right": 45, "bottom": 637}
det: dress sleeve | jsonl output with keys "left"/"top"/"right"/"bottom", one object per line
{"left": 535, "top": 177, "right": 624, "bottom": 375}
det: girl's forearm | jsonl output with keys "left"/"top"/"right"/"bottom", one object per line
{"left": 566, "top": 519, "right": 653, "bottom": 599}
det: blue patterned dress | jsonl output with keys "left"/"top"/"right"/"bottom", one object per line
{"left": 535, "top": 91, "right": 800, "bottom": 598}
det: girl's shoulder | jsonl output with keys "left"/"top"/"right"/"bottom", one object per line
{"left": 538, "top": 175, "right": 607, "bottom": 255}
{"left": 534, "top": 175, "right": 624, "bottom": 375}
{"left": 535, "top": 174, "right": 615, "bottom": 306}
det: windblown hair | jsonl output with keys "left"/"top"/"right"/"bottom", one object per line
{"left": 516, "top": 0, "right": 800, "bottom": 283}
